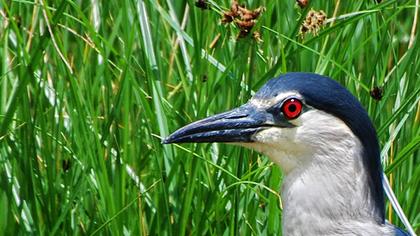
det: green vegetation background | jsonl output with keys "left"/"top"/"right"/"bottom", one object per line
{"left": 0, "top": 0, "right": 419, "bottom": 235}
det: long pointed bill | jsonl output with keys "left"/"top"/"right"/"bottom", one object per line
{"left": 163, "top": 104, "right": 280, "bottom": 144}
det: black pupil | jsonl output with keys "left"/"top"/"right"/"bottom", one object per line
{"left": 288, "top": 104, "right": 296, "bottom": 112}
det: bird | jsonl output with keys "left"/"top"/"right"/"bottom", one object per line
{"left": 163, "top": 72, "right": 409, "bottom": 236}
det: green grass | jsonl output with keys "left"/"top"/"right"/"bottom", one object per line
{"left": 0, "top": 0, "right": 419, "bottom": 235}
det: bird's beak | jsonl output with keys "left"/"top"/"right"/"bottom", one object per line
{"left": 163, "top": 104, "right": 276, "bottom": 144}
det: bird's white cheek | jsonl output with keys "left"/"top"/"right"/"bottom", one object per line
{"left": 242, "top": 127, "right": 312, "bottom": 173}
{"left": 253, "top": 127, "right": 297, "bottom": 148}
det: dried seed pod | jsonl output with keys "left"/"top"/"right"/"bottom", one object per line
{"left": 222, "top": 0, "right": 265, "bottom": 38}
{"left": 195, "top": 0, "right": 210, "bottom": 10}
{"left": 222, "top": 12, "right": 236, "bottom": 23}
{"left": 239, "top": 6, "right": 265, "bottom": 21}
{"left": 296, "top": 0, "right": 309, "bottom": 8}
{"left": 300, "top": 9, "right": 327, "bottom": 36}
{"left": 370, "top": 86, "right": 384, "bottom": 101}
{"left": 236, "top": 19, "right": 255, "bottom": 30}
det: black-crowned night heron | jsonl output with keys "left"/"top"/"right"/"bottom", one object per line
{"left": 164, "top": 73, "right": 409, "bottom": 235}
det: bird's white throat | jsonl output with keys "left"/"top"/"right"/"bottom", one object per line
{"left": 243, "top": 110, "right": 392, "bottom": 235}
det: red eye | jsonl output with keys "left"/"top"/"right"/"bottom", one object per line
{"left": 281, "top": 98, "right": 302, "bottom": 120}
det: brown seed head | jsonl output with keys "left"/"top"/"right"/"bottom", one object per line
{"left": 370, "top": 86, "right": 384, "bottom": 101}
{"left": 222, "top": 0, "right": 265, "bottom": 38}
{"left": 195, "top": 0, "right": 210, "bottom": 10}
{"left": 300, "top": 9, "right": 327, "bottom": 37}
{"left": 296, "top": 0, "right": 309, "bottom": 8}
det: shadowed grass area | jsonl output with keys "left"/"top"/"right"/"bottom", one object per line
{"left": 0, "top": 0, "right": 419, "bottom": 235}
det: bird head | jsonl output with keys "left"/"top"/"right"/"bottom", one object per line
{"left": 164, "top": 72, "right": 384, "bottom": 219}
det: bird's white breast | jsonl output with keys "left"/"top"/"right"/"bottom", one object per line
{"left": 244, "top": 110, "right": 394, "bottom": 235}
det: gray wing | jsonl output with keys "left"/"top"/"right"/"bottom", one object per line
{"left": 387, "top": 223, "right": 410, "bottom": 236}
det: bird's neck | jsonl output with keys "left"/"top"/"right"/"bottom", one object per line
{"left": 280, "top": 141, "right": 386, "bottom": 235}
